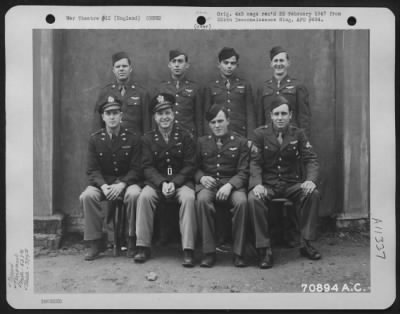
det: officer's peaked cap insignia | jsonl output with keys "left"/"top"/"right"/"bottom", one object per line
{"left": 218, "top": 47, "right": 239, "bottom": 62}
{"left": 99, "top": 96, "right": 122, "bottom": 113}
{"left": 270, "top": 95, "right": 292, "bottom": 112}
{"left": 270, "top": 46, "right": 288, "bottom": 61}
{"left": 112, "top": 51, "right": 131, "bottom": 65}
{"left": 150, "top": 93, "right": 175, "bottom": 114}
{"left": 169, "top": 49, "right": 187, "bottom": 61}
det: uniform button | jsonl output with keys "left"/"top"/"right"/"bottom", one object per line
{"left": 227, "top": 108, "right": 231, "bottom": 112}
{"left": 227, "top": 99, "right": 231, "bottom": 103}
{"left": 174, "top": 120, "right": 178, "bottom": 123}
{"left": 166, "top": 152, "right": 169, "bottom": 155}
{"left": 166, "top": 158, "right": 170, "bottom": 162}
{"left": 279, "top": 157, "right": 282, "bottom": 161}
{"left": 217, "top": 164, "right": 220, "bottom": 167}
{"left": 216, "top": 172, "right": 220, "bottom": 176}
{"left": 112, "top": 154, "right": 116, "bottom": 157}
{"left": 227, "top": 91, "right": 230, "bottom": 94}
{"left": 277, "top": 91, "right": 280, "bottom": 95}
{"left": 217, "top": 154, "right": 221, "bottom": 158}
{"left": 114, "top": 168, "right": 118, "bottom": 172}
{"left": 176, "top": 94, "right": 179, "bottom": 97}
{"left": 113, "top": 161, "right": 117, "bottom": 165}
{"left": 175, "top": 111, "right": 179, "bottom": 114}
{"left": 216, "top": 177, "right": 220, "bottom": 180}
{"left": 277, "top": 165, "right": 281, "bottom": 169}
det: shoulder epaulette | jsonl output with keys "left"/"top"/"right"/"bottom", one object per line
{"left": 90, "top": 128, "right": 105, "bottom": 137}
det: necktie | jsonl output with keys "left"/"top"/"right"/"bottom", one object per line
{"left": 216, "top": 138, "right": 223, "bottom": 150}
{"left": 277, "top": 132, "right": 283, "bottom": 145}
{"left": 119, "top": 85, "right": 126, "bottom": 96}
{"left": 225, "top": 79, "right": 230, "bottom": 89}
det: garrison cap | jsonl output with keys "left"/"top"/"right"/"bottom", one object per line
{"left": 205, "top": 104, "right": 230, "bottom": 122}
{"left": 270, "top": 95, "right": 292, "bottom": 112}
{"left": 169, "top": 49, "right": 187, "bottom": 61}
{"left": 112, "top": 51, "right": 131, "bottom": 65}
{"left": 218, "top": 47, "right": 239, "bottom": 62}
{"left": 150, "top": 93, "right": 175, "bottom": 114}
{"left": 99, "top": 96, "right": 122, "bottom": 113}
{"left": 270, "top": 46, "right": 287, "bottom": 60}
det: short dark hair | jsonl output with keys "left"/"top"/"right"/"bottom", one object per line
{"left": 218, "top": 47, "right": 239, "bottom": 62}
{"left": 205, "top": 104, "right": 229, "bottom": 122}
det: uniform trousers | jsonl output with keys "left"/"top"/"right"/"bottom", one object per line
{"left": 248, "top": 182, "right": 320, "bottom": 248}
{"left": 80, "top": 184, "right": 141, "bottom": 241}
{"left": 196, "top": 189, "right": 247, "bottom": 256}
{"left": 136, "top": 185, "right": 197, "bottom": 250}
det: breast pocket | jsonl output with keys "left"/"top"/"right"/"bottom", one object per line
{"left": 127, "top": 96, "right": 141, "bottom": 106}
{"left": 234, "top": 86, "right": 246, "bottom": 94}
{"left": 282, "top": 86, "right": 296, "bottom": 96}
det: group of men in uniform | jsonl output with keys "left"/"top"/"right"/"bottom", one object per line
{"left": 80, "top": 45, "right": 321, "bottom": 269}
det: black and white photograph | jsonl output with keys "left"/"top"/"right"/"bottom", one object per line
{"left": 5, "top": 6, "right": 396, "bottom": 309}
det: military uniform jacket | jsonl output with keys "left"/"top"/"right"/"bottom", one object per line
{"left": 195, "top": 132, "right": 249, "bottom": 192}
{"left": 155, "top": 78, "right": 203, "bottom": 136}
{"left": 87, "top": 128, "right": 142, "bottom": 188}
{"left": 142, "top": 125, "right": 196, "bottom": 190}
{"left": 249, "top": 124, "right": 319, "bottom": 190}
{"left": 93, "top": 81, "right": 151, "bottom": 134}
{"left": 256, "top": 75, "right": 311, "bottom": 137}
{"left": 204, "top": 75, "right": 255, "bottom": 138}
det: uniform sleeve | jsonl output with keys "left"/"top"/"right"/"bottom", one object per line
{"left": 142, "top": 90, "right": 152, "bottom": 133}
{"left": 119, "top": 135, "right": 143, "bottom": 185}
{"left": 296, "top": 84, "right": 311, "bottom": 138}
{"left": 255, "top": 87, "right": 266, "bottom": 127}
{"left": 87, "top": 136, "right": 107, "bottom": 188}
{"left": 228, "top": 138, "right": 249, "bottom": 189}
{"left": 245, "top": 82, "right": 256, "bottom": 137}
{"left": 203, "top": 85, "right": 213, "bottom": 135}
{"left": 248, "top": 130, "right": 264, "bottom": 190}
{"left": 194, "top": 139, "right": 205, "bottom": 183}
{"left": 142, "top": 135, "right": 167, "bottom": 187}
{"left": 298, "top": 130, "right": 319, "bottom": 182}
{"left": 171, "top": 133, "right": 196, "bottom": 187}
{"left": 194, "top": 85, "right": 204, "bottom": 136}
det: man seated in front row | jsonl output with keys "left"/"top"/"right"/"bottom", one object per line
{"left": 134, "top": 93, "right": 197, "bottom": 267}
{"left": 80, "top": 97, "right": 142, "bottom": 261}
{"left": 196, "top": 104, "right": 249, "bottom": 268}
{"left": 248, "top": 95, "right": 321, "bottom": 269}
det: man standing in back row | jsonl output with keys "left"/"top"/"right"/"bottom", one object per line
{"left": 256, "top": 46, "right": 311, "bottom": 137}
{"left": 93, "top": 51, "right": 151, "bottom": 135}
{"left": 155, "top": 49, "right": 203, "bottom": 137}
{"left": 204, "top": 47, "right": 255, "bottom": 138}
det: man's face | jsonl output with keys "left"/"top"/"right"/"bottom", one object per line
{"left": 112, "top": 58, "right": 132, "bottom": 82}
{"left": 270, "top": 104, "right": 292, "bottom": 130}
{"left": 270, "top": 52, "right": 290, "bottom": 77}
{"left": 168, "top": 55, "right": 189, "bottom": 77}
{"left": 218, "top": 56, "right": 238, "bottom": 77}
{"left": 154, "top": 108, "right": 175, "bottom": 130}
{"left": 209, "top": 110, "right": 230, "bottom": 137}
{"left": 102, "top": 109, "right": 122, "bottom": 129}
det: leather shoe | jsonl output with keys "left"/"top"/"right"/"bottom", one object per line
{"left": 300, "top": 242, "right": 321, "bottom": 260}
{"left": 126, "top": 236, "right": 136, "bottom": 258}
{"left": 200, "top": 253, "right": 216, "bottom": 268}
{"left": 182, "top": 249, "right": 195, "bottom": 268}
{"left": 84, "top": 239, "right": 104, "bottom": 261}
{"left": 233, "top": 254, "right": 247, "bottom": 267}
{"left": 134, "top": 246, "right": 150, "bottom": 263}
{"left": 258, "top": 247, "right": 273, "bottom": 269}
